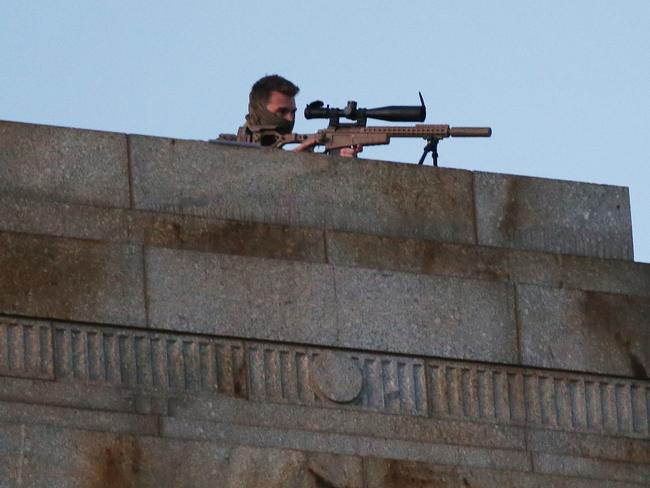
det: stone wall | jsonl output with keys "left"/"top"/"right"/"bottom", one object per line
{"left": 0, "top": 120, "right": 648, "bottom": 487}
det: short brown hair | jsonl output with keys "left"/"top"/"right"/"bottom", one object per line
{"left": 250, "top": 75, "right": 300, "bottom": 105}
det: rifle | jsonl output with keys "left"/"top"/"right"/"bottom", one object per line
{"left": 226, "top": 94, "right": 492, "bottom": 166}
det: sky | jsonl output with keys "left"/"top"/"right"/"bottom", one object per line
{"left": 2, "top": 1, "right": 649, "bottom": 262}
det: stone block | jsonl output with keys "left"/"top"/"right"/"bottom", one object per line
{"left": 0, "top": 400, "right": 158, "bottom": 436}
{"left": 0, "top": 375, "right": 137, "bottom": 414}
{"left": 0, "top": 424, "right": 23, "bottom": 488}
{"left": 527, "top": 429, "right": 650, "bottom": 465}
{"left": 518, "top": 284, "right": 650, "bottom": 378}
{"left": 335, "top": 266, "right": 517, "bottom": 362}
{"left": 9, "top": 424, "right": 363, "bottom": 488}
{"left": 327, "top": 230, "right": 650, "bottom": 300}
{"left": 364, "top": 457, "right": 641, "bottom": 488}
{"left": 0, "top": 120, "right": 129, "bottom": 208}
{"left": 172, "top": 393, "right": 526, "bottom": 451}
{"left": 327, "top": 230, "right": 511, "bottom": 282}
{"left": 0, "top": 232, "right": 146, "bottom": 326}
{"left": 0, "top": 195, "right": 128, "bottom": 243}
{"left": 162, "top": 417, "right": 531, "bottom": 471}
{"left": 557, "top": 254, "right": 650, "bottom": 298}
{"left": 129, "top": 210, "right": 326, "bottom": 263}
{"left": 532, "top": 452, "right": 650, "bottom": 485}
{"left": 474, "top": 172, "right": 633, "bottom": 259}
{"left": 508, "top": 250, "right": 650, "bottom": 298}
{"left": 146, "top": 247, "right": 517, "bottom": 361}
{"left": 146, "top": 247, "right": 339, "bottom": 344}
{"left": 129, "top": 135, "right": 476, "bottom": 243}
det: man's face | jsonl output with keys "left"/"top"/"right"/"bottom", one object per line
{"left": 265, "top": 91, "right": 297, "bottom": 124}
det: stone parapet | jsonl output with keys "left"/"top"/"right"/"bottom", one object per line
{"left": 0, "top": 119, "right": 634, "bottom": 260}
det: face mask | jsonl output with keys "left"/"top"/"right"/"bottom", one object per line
{"left": 245, "top": 99, "right": 295, "bottom": 134}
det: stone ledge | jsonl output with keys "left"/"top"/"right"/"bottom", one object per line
{"left": 532, "top": 452, "right": 650, "bottom": 485}
{"left": 527, "top": 429, "right": 650, "bottom": 466}
{"left": 2, "top": 198, "right": 647, "bottom": 299}
{"left": 327, "top": 230, "right": 650, "bottom": 298}
{"left": 161, "top": 417, "right": 532, "bottom": 472}
{"left": 171, "top": 395, "right": 526, "bottom": 452}
{"left": 0, "top": 400, "right": 158, "bottom": 437}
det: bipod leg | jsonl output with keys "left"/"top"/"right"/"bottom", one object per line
{"left": 418, "top": 138, "right": 439, "bottom": 167}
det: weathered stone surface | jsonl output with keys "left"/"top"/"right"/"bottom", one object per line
{"left": 364, "top": 457, "right": 641, "bottom": 488}
{"left": 310, "top": 350, "right": 363, "bottom": 403}
{"left": 146, "top": 247, "right": 517, "bottom": 361}
{"left": 335, "top": 267, "right": 517, "bottom": 362}
{"left": 130, "top": 211, "right": 326, "bottom": 263}
{"left": 48, "top": 320, "right": 247, "bottom": 398}
{"left": 4, "top": 191, "right": 648, "bottom": 300}
{"left": 0, "top": 120, "right": 129, "bottom": 208}
{"left": 532, "top": 452, "right": 650, "bottom": 485}
{"left": 0, "top": 375, "right": 139, "bottom": 414}
{"left": 246, "top": 338, "right": 650, "bottom": 437}
{"left": 130, "top": 135, "right": 476, "bottom": 243}
{"left": 518, "top": 284, "right": 650, "bottom": 378}
{"left": 0, "top": 195, "right": 127, "bottom": 243}
{"left": 4, "top": 424, "right": 362, "bottom": 488}
{"left": 0, "top": 318, "right": 53, "bottom": 380}
{"left": 0, "top": 400, "right": 158, "bottom": 436}
{"left": 556, "top": 254, "right": 650, "bottom": 298}
{"left": 171, "top": 393, "right": 526, "bottom": 452}
{"left": 146, "top": 247, "right": 338, "bottom": 344}
{"left": 527, "top": 429, "right": 650, "bottom": 465}
{"left": 509, "top": 250, "right": 650, "bottom": 297}
{"left": 327, "top": 230, "right": 511, "bottom": 282}
{"left": 3, "top": 315, "right": 648, "bottom": 439}
{"left": 0, "top": 424, "right": 23, "bottom": 488}
{"left": 0, "top": 232, "right": 145, "bottom": 326}
{"left": 2, "top": 121, "right": 647, "bottom": 486}
{"left": 327, "top": 230, "right": 650, "bottom": 298}
{"left": 474, "top": 172, "right": 633, "bottom": 260}
{"left": 162, "top": 417, "right": 531, "bottom": 471}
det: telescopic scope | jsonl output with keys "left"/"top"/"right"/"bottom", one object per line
{"left": 305, "top": 93, "right": 427, "bottom": 124}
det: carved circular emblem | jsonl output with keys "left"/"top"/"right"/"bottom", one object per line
{"left": 310, "top": 351, "right": 363, "bottom": 403}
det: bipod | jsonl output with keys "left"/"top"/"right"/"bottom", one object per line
{"left": 418, "top": 138, "right": 439, "bottom": 167}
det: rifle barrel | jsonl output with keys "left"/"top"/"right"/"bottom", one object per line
{"left": 362, "top": 125, "right": 491, "bottom": 139}
{"left": 449, "top": 127, "right": 492, "bottom": 137}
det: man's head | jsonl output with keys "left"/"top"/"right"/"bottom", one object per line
{"left": 246, "top": 75, "right": 299, "bottom": 133}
